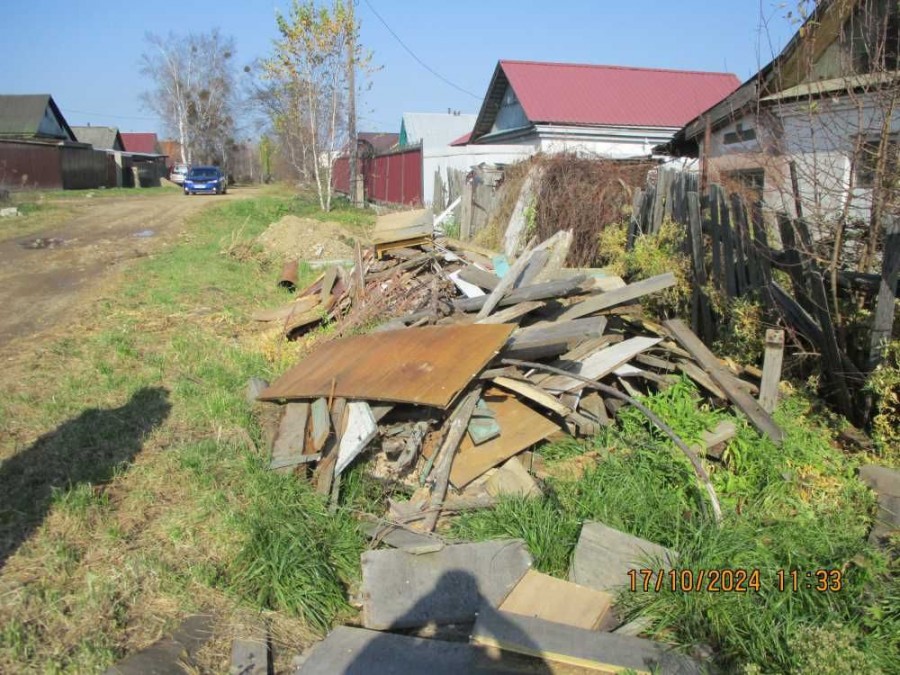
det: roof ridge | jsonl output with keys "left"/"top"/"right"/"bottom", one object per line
{"left": 499, "top": 59, "right": 738, "bottom": 78}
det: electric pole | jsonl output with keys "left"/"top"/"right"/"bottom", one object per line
{"left": 347, "top": 0, "right": 360, "bottom": 206}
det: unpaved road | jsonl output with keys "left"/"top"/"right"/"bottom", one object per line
{"left": 0, "top": 187, "right": 257, "bottom": 356}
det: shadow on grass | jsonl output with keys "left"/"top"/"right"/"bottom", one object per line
{"left": 0, "top": 386, "right": 171, "bottom": 568}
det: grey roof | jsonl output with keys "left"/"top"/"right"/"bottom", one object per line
{"left": 0, "top": 94, "right": 75, "bottom": 140}
{"left": 400, "top": 113, "right": 477, "bottom": 149}
{"left": 71, "top": 125, "right": 124, "bottom": 150}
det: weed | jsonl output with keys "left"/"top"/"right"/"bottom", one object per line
{"left": 867, "top": 339, "right": 900, "bottom": 461}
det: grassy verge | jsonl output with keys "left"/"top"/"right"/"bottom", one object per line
{"left": 454, "top": 380, "right": 898, "bottom": 673}
{"left": 0, "top": 192, "right": 370, "bottom": 672}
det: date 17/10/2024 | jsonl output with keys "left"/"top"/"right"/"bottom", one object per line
{"left": 627, "top": 568, "right": 844, "bottom": 593}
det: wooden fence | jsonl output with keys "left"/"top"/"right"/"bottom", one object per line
{"left": 631, "top": 168, "right": 899, "bottom": 425}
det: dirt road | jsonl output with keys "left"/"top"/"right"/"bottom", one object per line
{"left": 0, "top": 187, "right": 256, "bottom": 356}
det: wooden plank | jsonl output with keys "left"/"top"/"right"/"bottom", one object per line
{"left": 457, "top": 265, "right": 499, "bottom": 291}
{"left": 759, "top": 329, "right": 785, "bottom": 413}
{"left": 557, "top": 273, "right": 676, "bottom": 321}
{"left": 476, "top": 243, "right": 536, "bottom": 320}
{"left": 535, "top": 230, "right": 574, "bottom": 283}
{"left": 503, "top": 167, "right": 538, "bottom": 256}
{"left": 570, "top": 521, "right": 676, "bottom": 592}
{"left": 447, "top": 388, "right": 561, "bottom": 488}
{"left": 720, "top": 190, "right": 738, "bottom": 298}
{"left": 514, "top": 249, "right": 549, "bottom": 288}
{"left": 708, "top": 186, "right": 723, "bottom": 293}
{"left": 334, "top": 401, "right": 377, "bottom": 475}
{"left": 472, "top": 608, "right": 703, "bottom": 674}
{"left": 297, "top": 626, "right": 479, "bottom": 675}
{"left": 269, "top": 402, "right": 309, "bottom": 471}
{"left": 493, "top": 376, "right": 571, "bottom": 416}
{"left": 319, "top": 265, "right": 338, "bottom": 305}
{"left": 665, "top": 319, "right": 784, "bottom": 443}
{"left": 504, "top": 317, "right": 607, "bottom": 358}
{"left": 360, "top": 519, "right": 444, "bottom": 554}
{"left": 423, "top": 388, "right": 481, "bottom": 532}
{"left": 868, "top": 215, "right": 900, "bottom": 370}
{"left": 474, "top": 300, "right": 545, "bottom": 325}
{"left": 485, "top": 457, "right": 542, "bottom": 499}
{"left": 687, "top": 192, "right": 714, "bottom": 342}
{"left": 230, "top": 634, "right": 269, "bottom": 675}
{"left": 452, "top": 275, "right": 588, "bottom": 314}
{"left": 678, "top": 359, "right": 726, "bottom": 399}
{"left": 309, "top": 397, "right": 331, "bottom": 452}
{"left": 499, "top": 569, "right": 613, "bottom": 630}
{"left": 627, "top": 188, "right": 643, "bottom": 249}
{"left": 541, "top": 336, "right": 662, "bottom": 393}
{"left": 692, "top": 420, "right": 738, "bottom": 461}
{"left": 359, "top": 539, "right": 532, "bottom": 629}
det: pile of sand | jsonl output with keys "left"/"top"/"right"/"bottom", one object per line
{"left": 257, "top": 215, "right": 358, "bottom": 261}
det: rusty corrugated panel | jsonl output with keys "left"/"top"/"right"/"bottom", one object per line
{"left": 0, "top": 140, "right": 63, "bottom": 189}
{"left": 260, "top": 324, "right": 514, "bottom": 408}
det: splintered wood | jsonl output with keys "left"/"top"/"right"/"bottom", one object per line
{"left": 251, "top": 224, "right": 782, "bottom": 529}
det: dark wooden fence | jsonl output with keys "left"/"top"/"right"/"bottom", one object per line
{"left": 630, "top": 168, "right": 898, "bottom": 425}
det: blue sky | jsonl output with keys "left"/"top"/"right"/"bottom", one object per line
{"left": 2, "top": 1, "right": 801, "bottom": 139}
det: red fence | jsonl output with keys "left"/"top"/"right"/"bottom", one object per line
{"left": 333, "top": 144, "right": 423, "bottom": 206}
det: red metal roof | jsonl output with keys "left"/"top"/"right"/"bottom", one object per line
{"left": 120, "top": 132, "right": 159, "bottom": 154}
{"left": 450, "top": 131, "right": 472, "bottom": 147}
{"left": 498, "top": 60, "right": 740, "bottom": 128}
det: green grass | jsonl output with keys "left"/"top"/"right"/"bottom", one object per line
{"left": 454, "top": 379, "right": 897, "bottom": 673}
{"left": 0, "top": 190, "right": 369, "bottom": 672}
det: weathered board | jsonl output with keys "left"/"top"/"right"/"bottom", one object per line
{"left": 359, "top": 539, "right": 532, "bottom": 629}
{"left": 269, "top": 402, "right": 310, "bottom": 471}
{"left": 499, "top": 569, "right": 613, "bottom": 630}
{"left": 557, "top": 273, "right": 676, "bottom": 321}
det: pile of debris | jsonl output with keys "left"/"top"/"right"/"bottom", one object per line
{"left": 251, "top": 216, "right": 785, "bottom": 527}
{"left": 242, "top": 213, "right": 790, "bottom": 671}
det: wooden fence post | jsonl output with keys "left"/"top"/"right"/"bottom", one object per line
{"left": 759, "top": 329, "right": 785, "bottom": 413}
{"left": 868, "top": 215, "right": 899, "bottom": 370}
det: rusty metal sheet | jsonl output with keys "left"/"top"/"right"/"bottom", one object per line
{"left": 260, "top": 324, "right": 514, "bottom": 408}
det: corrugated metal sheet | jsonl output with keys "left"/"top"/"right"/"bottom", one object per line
{"left": 488, "top": 60, "right": 740, "bottom": 130}
{"left": 400, "top": 113, "right": 477, "bottom": 149}
{"left": 0, "top": 140, "right": 63, "bottom": 189}
{"left": 333, "top": 145, "right": 424, "bottom": 206}
{"left": 259, "top": 324, "right": 514, "bottom": 408}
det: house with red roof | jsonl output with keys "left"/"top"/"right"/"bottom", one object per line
{"left": 120, "top": 132, "right": 161, "bottom": 155}
{"left": 462, "top": 60, "right": 740, "bottom": 158}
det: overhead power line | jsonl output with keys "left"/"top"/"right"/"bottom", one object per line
{"left": 64, "top": 108, "right": 161, "bottom": 122}
{"left": 362, "top": 0, "right": 481, "bottom": 100}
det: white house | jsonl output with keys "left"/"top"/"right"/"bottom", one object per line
{"left": 664, "top": 0, "right": 900, "bottom": 232}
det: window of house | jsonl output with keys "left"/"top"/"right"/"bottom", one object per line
{"left": 854, "top": 135, "right": 899, "bottom": 189}
{"left": 723, "top": 122, "right": 757, "bottom": 145}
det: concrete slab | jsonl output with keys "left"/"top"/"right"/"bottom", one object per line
{"left": 360, "top": 539, "right": 532, "bottom": 629}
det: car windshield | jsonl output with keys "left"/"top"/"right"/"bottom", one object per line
{"left": 188, "top": 168, "right": 218, "bottom": 179}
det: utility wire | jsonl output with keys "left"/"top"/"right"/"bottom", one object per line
{"left": 64, "top": 108, "right": 160, "bottom": 122}
{"left": 362, "top": 0, "right": 481, "bottom": 100}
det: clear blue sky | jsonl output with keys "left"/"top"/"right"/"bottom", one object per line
{"left": 2, "top": 0, "right": 801, "bottom": 139}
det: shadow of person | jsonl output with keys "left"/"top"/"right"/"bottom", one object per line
{"left": 341, "top": 569, "right": 553, "bottom": 674}
{"left": 0, "top": 386, "right": 171, "bottom": 568}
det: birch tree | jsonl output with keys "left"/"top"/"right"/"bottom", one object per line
{"left": 262, "top": 1, "right": 355, "bottom": 211}
{"left": 140, "top": 30, "right": 238, "bottom": 168}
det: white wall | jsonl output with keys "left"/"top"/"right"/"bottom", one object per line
{"left": 535, "top": 124, "right": 678, "bottom": 159}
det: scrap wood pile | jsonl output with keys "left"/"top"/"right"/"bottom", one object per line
{"left": 250, "top": 214, "right": 786, "bottom": 529}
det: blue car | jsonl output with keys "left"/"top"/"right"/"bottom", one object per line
{"left": 183, "top": 166, "right": 227, "bottom": 195}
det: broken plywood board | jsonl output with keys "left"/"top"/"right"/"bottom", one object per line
{"left": 260, "top": 324, "right": 514, "bottom": 408}
{"left": 541, "top": 337, "right": 662, "bottom": 394}
{"left": 269, "top": 402, "right": 310, "bottom": 471}
{"left": 665, "top": 319, "right": 784, "bottom": 444}
{"left": 499, "top": 569, "right": 613, "bottom": 630}
{"left": 359, "top": 539, "right": 532, "bottom": 629}
{"left": 297, "top": 626, "right": 478, "bottom": 675}
{"left": 569, "top": 522, "right": 676, "bottom": 593}
{"left": 472, "top": 608, "right": 702, "bottom": 674}
{"left": 445, "top": 388, "right": 561, "bottom": 488}
{"left": 335, "top": 401, "right": 377, "bottom": 475}
{"left": 557, "top": 272, "right": 676, "bottom": 321}
{"left": 486, "top": 457, "right": 542, "bottom": 499}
